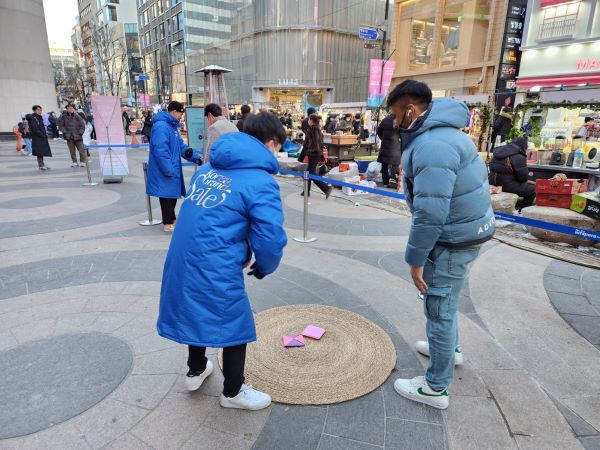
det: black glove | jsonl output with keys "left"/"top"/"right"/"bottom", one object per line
{"left": 247, "top": 262, "right": 265, "bottom": 280}
{"left": 184, "top": 148, "right": 193, "bottom": 159}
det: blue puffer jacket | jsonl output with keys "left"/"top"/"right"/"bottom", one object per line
{"left": 401, "top": 98, "right": 495, "bottom": 267}
{"left": 157, "top": 132, "right": 288, "bottom": 347}
{"left": 146, "top": 111, "right": 201, "bottom": 199}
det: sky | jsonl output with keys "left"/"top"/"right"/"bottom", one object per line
{"left": 43, "top": 0, "right": 79, "bottom": 49}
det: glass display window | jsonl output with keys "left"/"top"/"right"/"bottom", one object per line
{"left": 397, "top": 0, "right": 438, "bottom": 71}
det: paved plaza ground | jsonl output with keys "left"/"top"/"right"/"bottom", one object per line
{"left": 0, "top": 139, "right": 599, "bottom": 450}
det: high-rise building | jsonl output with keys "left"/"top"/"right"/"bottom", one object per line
{"left": 0, "top": 0, "right": 57, "bottom": 133}
{"left": 137, "top": 0, "right": 392, "bottom": 109}
{"left": 76, "top": 0, "right": 142, "bottom": 105}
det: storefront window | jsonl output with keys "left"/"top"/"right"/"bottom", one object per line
{"left": 398, "top": 0, "right": 438, "bottom": 71}
{"left": 439, "top": 0, "right": 491, "bottom": 68}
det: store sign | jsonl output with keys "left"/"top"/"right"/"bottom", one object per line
{"left": 576, "top": 58, "right": 600, "bottom": 70}
{"left": 502, "top": 49, "right": 519, "bottom": 64}
{"left": 278, "top": 79, "right": 299, "bottom": 86}
{"left": 520, "top": 43, "right": 600, "bottom": 78}
{"left": 367, "top": 59, "right": 396, "bottom": 107}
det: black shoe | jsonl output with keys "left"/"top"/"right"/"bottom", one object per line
{"left": 300, "top": 192, "right": 310, "bottom": 197}
{"left": 325, "top": 187, "right": 332, "bottom": 199}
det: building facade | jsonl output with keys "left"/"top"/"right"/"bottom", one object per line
{"left": 517, "top": 0, "right": 600, "bottom": 99}
{"left": 0, "top": 0, "right": 57, "bottom": 133}
{"left": 137, "top": 0, "right": 392, "bottom": 109}
{"left": 390, "top": 0, "right": 513, "bottom": 103}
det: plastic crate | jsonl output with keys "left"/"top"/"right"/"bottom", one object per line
{"left": 536, "top": 193, "right": 573, "bottom": 209}
{"left": 535, "top": 179, "right": 585, "bottom": 195}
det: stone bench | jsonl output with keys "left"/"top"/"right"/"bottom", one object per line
{"left": 491, "top": 192, "right": 519, "bottom": 214}
{"left": 521, "top": 206, "right": 600, "bottom": 247}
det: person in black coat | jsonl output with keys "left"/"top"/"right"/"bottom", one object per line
{"left": 377, "top": 114, "right": 402, "bottom": 187}
{"left": 141, "top": 110, "right": 153, "bottom": 142}
{"left": 28, "top": 105, "right": 52, "bottom": 170}
{"left": 299, "top": 114, "right": 331, "bottom": 198}
{"left": 488, "top": 137, "right": 535, "bottom": 211}
{"left": 48, "top": 112, "right": 60, "bottom": 139}
{"left": 301, "top": 107, "right": 316, "bottom": 135}
{"left": 490, "top": 106, "right": 513, "bottom": 150}
{"left": 236, "top": 104, "right": 252, "bottom": 132}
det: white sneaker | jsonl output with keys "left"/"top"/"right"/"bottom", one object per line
{"left": 39, "top": 166, "right": 49, "bottom": 171}
{"left": 80, "top": 163, "right": 86, "bottom": 167}
{"left": 71, "top": 162, "right": 78, "bottom": 167}
{"left": 185, "top": 360, "right": 213, "bottom": 391}
{"left": 219, "top": 384, "right": 271, "bottom": 410}
{"left": 414, "top": 340, "right": 463, "bottom": 366}
{"left": 394, "top": 376, "right": 449, "bottom": 410}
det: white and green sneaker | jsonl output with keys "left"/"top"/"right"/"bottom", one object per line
{"left": 414, "top": 340, "right": 463, "bottom": 366}
{"left": 394, "top": 376, "right": 449, "bottom": 409}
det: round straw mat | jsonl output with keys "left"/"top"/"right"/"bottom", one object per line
{"left": 219, "top": 304, "right": 396, "bottom": 405}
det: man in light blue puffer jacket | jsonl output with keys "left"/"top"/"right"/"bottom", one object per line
{"left": 389, "top": 80, "right": 495, "bottom": 410}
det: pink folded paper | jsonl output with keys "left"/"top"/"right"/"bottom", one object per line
{"left": 283, "top": 335, "right": 305, "bottom": 347}
{"left": 302, "top": 325, "right": 326, "bottom": 340}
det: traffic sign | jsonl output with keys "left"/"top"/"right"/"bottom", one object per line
{"left": 359, "top": 26, "right": 379, "bottom": 41}
{"left": 137, "top": 74, "right": 150, "bottom": 81}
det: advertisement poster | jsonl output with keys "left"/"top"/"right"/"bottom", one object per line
{"left": 185, "top": 106, "right": 206, "bottom": 157}
{"left": 91, "top": 95, "right": 129, "bottom": 177}
{"left": 367, "top": 59, "right": 396, "bottom": 107}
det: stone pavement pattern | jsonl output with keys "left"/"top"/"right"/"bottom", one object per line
{"left": 0, "top": 140, "right": 599, "bottom": 449}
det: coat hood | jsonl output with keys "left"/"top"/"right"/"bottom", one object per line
{"left": 400, "top": 98, "right": 469, "bottom": 148}
{"left": 493, "top": 142, "right": 525, "bottom": 159}
{"left": 153, "top": 111, "right": 180, "bottom": 127}
{"left": 210, "top": 132, "right": 279, "bottom": 174}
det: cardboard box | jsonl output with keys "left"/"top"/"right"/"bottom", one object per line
{"left": 536, "top": 193, "right": 573, "bottom": 209}
{"left": 332, "top": 134, "right": 358, "bottom": 145}
{"left": 535, "top": 178, "right": 586, "bottom": 195}
{"left": 570, "top": 192, "right": 600, "bottom": 220}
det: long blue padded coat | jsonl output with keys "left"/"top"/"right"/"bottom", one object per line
{"left": 157, "top": 132, "right": 288, "bottom": 347}
{"left": 146, "top": 111, "right": 201, "bottom": 199}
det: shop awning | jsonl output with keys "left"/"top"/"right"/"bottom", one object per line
{"left": 540, "top": 0, "right": 578, "bottom": 7}
{"left": 516, "top": 73, "right": 600, "bottom": 88}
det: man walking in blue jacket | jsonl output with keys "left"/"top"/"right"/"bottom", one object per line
{"left": 146, "top": 101, "right": 201, "bottom": 232}
{"left": 157, "top": 112, "right": 288, "bottom": 411}
{"left": 388, "top": 81, "right": 495, "bottom": 409}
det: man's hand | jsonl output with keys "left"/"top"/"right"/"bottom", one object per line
{"left": 410, "top": 266, "right": 428, "bottom": 293}
{"left": 247, "top": 262, "right": 265, "bottom": 280}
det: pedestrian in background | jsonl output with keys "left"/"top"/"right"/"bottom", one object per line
{"left": 387, "top": 80, "right": 494, "bottom": 410}
{"left": 141, "top": 109, "right": 153, "bottom": 143}
{"left": 204, "top": 103, "right": 238, "bottom": 162}
{"left": 82, "top": 115, "right": 94, "bottom": 158}
{"left": 146, "top": 101, "right": 202, "bottom": 233}
{"left": 28, "top": 105, "right": 52, "bottom": 170}
{"left": 236, "top": 104, "right": 252, "bottom": 132}
{"left": 377, "top": 113, "right": 401, "bottom": 187}
{"left": 301, "top": 107, "right": 316, "bottom": 135}
{"left": 58, "top": 103, "right": 87, "bottom": 167}
{"left": 157, "top": 112, "right": 288, "bottom": 411}
{"left": 300, "top": 113, "right": 332, "bottom": 199}
{"left": 122, "top": 107, "right": 132, "bottom": 135}
{"left": 18, "top": 113, "right": 32, "bottom": 156}
{"left": 48, "top": 112, "right": 60, "bottom": 140}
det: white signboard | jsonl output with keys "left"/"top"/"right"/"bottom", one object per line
{"left": 520, "top": 42, "right": 600, "bottom": 78}
{"left": 91, "top": 95, "right": 129, "bottom": 177}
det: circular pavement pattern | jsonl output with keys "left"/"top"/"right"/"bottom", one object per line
{"left": 0, "top": 196, "right": 63, "bottom": 209}
{"left": 223, "top": 304, "right": 397, "bottom": 405}
{"left": 0, "top": 332, "right": 133, "bottom": 439}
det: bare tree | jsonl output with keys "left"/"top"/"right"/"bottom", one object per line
{"left": 89, "top": 23, "right": 129, "bottom": 97}
{"left": 63, "top": 64, "right": 94, "bottom": 109}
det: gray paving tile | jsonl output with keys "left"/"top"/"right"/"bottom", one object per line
{"left": 385, "top": 419, "right": 447, "bottom": 450}
{"left": 548, "top": 293, "right": 599, "bottom": 316}
{"left": 514, "top": 435, "right": 582, "bottom": 450}
{"left": 0, "top": 333, "right": 132, "bottom": 439}
{"left": 544, "top": 390, "right": 600, "bottom": 437}
{"left": 103, "top": 432, "right": 154, "bottom": 450}
{"left": 182, "top": 426, "right": 252, "bottom": 450}
{"left": 381, "top": 379, "right": 443, "bottom": 424}
{"left": 324, "top": 390, "right": 385, "bottom": 446}
{"left": 562, "top": 314, "right": 600, "bottom": 345}
{"left": 545, "top": 261, "right": 585, "bottom": 281}
{"left": 131, "top": 347, "right": 184, "bottom": 375}
{"left": 581, "top": 436, "right": 600, "bottom": 450}
{"left": 318, "top": 434, "right": 382, "bottom": 450}
{"left": 110, "top": 374, "right": 177, "bottom": 410}
{"left": 253, "top": 404, "right": 326, "bottom": 450}
{"left": 204, "top": 400, "right": 271, "bottom": 441}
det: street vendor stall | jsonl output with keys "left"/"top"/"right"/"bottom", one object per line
{"left": 322, "top": 133, "right": 375, "bottom": 162}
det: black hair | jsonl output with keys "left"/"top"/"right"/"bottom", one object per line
{"left": 386, "top": 80, "right": 432, "bottom": 108}
{"left": 241, "top": 104, "right": 251, "bottom": 114}
{"left": 204, "top": 103, "right": 222, "bottom": 117}
{"left": 66, "top": 103, "right": 75, "bottom": 109}
{"left": 309, "top": 113, "right": 321, "bottom": 123}
{"left": 307, "top": 107, "right": 316, "bottom": 116}
{"left": 584, "top": 117, "right": 593, "bottom": 123}
{"left": 167, "top": 101, "right": 185, "bottom": 112}
{"left": 355, "top": 113, "right": 361, "bottom": 119}
{"left": 32, "top": 105, "right": 41, "bottom": 111}
{"left": 243, "top": 112, "right": 287, "bottom": 145}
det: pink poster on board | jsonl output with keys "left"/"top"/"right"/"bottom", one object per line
{"left": 367, "top": 59, "right": 396, "bottom": 107}
{"left": 91, "top": 95, "right": 129, "bottom": 176}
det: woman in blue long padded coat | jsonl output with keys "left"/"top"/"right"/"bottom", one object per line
{"left": 157, "top": 112, "right": 288, "bottom": 411}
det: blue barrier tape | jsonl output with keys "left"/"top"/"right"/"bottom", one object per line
{"left": 278, "top": 168, "right": 407, "bottom": 200}
{"left": 494, "top": 212, "right": 600, "bottom": 243}
{"left": 87, "top": 144, "right": 149, "bottom": 148}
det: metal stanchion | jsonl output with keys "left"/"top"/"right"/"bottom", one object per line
{"left": 82, "top": 155, "right": 98, "bottom": 186}
{"left": 293, "top": 170, "right": 317, "bottom": 243}
{"left": 138, "top": 162, "right": 162, "bottom": 226}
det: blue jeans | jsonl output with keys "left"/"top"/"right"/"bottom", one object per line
{"left": 23, "top": 138, "right": 32, "bottom": 154}
{"left": 422, "top": 244, "right": 481, "bottom": 390}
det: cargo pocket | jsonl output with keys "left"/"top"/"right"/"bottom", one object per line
{"left": 423, "top": 286, "right": 452, "bottom": 321}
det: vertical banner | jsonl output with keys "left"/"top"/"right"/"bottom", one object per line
{"left": 367, "top": 59, "right": 397, "bottom": 107}
{"left": 185, "top": 106, "right": 206, "bottom": 157}
{"left": 91, "top": 95, "right": 129, "bottom": 177}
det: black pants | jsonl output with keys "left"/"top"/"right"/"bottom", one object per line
{"left": 159, "top": 198, "right": 177, "bottom": 225}
{"left": 188, "top": 344, "right": 247, "bottom": 397}
{"left": 36, "top": 156, "right": 45, "bottom": 168}
{"left": 307, "top": 152, "right": 329, "bottom": 195}
{"left": 381, "top": 163, "right": 390, "bottom": 185}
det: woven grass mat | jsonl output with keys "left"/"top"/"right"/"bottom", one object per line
{"left": 220, "top": 304, "right": 396, "bottom": 405}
